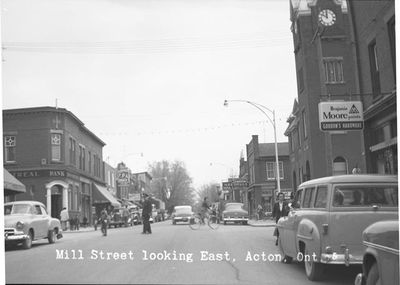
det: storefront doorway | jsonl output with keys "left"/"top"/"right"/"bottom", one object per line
{"left": 51, "top": 184, "right": 63, "bottom": 218}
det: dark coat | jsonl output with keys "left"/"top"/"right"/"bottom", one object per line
{"left": 142, "top": 198, "right": 153, "bottom": 216}
{"left": 272, "top": 201, "right": 289, "bottom": 223}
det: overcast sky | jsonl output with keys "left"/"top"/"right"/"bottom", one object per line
{"left": 1, "top": 0, "right": 297, "bottom": 188}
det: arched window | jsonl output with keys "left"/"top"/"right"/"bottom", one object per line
{"left": 333, "top": 156, "right": 348, "bottom": 175}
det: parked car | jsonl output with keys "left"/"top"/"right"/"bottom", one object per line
{"left": 108, "top": 208, "right": 124, "bottom": 228}
{"left": 4, "top": 201, "right": 63, "bottom": 249}
{"left": 277, "top": 174, "right": 398, "bottom": 281}
{"left": 354, "top": 220, "right": 399, "bottom": 285}
{"left": 222, "top": 203, "right": 249, "bottom": 225}
{"left": 171, "top": 206, "right": 194, "bottom": 225}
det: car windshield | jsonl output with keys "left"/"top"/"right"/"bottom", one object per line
{"left": 225, "top": 204, "right": 244, "bottom": 211}
{"left": 4, "top": 204, "right": 32, "bottom": 215}
{"left": 332, "top": 184, "right": 398, "bottom": 207}
{"left": 175, "top": 207, "right": 192, "bottom": 214}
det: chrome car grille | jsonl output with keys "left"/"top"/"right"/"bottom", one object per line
{"left": 5, "top": 228, "right": 15, "bottom": 237}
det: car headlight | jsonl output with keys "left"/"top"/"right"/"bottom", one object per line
{"left": 16, "top": 221, "right": 24, "bottom": 230}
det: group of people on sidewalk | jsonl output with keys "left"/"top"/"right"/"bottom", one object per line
{"left": 60, "top": 207, "right": 86, "bottom": 231}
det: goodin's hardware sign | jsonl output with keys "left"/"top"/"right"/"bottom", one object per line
{"left": 318, "top": 101, "right": 364, "bottom": 131}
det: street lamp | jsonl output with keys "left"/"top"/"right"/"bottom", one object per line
{"left": 223, "top": 99, "right": 281, "bottom": 193}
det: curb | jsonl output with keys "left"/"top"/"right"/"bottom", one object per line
{"left": 248, "top": 223, "right": 276, "bottom": 227}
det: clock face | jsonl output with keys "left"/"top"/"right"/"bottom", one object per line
{"left": 318, "top": 9, "right": 336, "bottom": 26}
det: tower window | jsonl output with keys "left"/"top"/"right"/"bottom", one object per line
{"left": 323, "top": 57, "right": 344, "bottom": 84}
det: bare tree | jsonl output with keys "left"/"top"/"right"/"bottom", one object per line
{"left": 193, "top": 183, "right": 220, "bottom": 213}
{"left": 148, "top": 160, "right": 195, "bottom": 213}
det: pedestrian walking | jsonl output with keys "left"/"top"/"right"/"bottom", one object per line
{"left": 93, "top": 212, "right": 98, "bottom": 231}
{"left": 122, "top": 205, "right": 129, "bottom": 227}
{"left": 272, "top": 192, "right": 289, "bottom": 246}
{"left": 142, "top": 193, "right": 152, "bottom": 234}
{"left": 60, "top": 207, "right": 69, "bottom": 231}
{"left": 256, "top": 204, "right": 263, "bottom": 220}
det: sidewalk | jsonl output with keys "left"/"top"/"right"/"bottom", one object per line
{"left": 62, "top": 226, "right": 96, "bottom": 234}
{"left": 248, "top": 219, "right": 276, "bottom": 227}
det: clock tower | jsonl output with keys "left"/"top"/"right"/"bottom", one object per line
{"left": 286, "top": 0, "right": 365, "bottom": 186}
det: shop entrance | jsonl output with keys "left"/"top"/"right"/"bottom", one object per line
{"left": 51, "top": 185, "right": 63, "bottom": 219}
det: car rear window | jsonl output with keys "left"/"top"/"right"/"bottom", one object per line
{"left": 332, "top": 184, "right": 398, "bottom": 207}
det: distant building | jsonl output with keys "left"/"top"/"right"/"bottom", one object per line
{"left": 246, "top": 135, "right": 292, "bottom": 216}
{"left": 131, "top": 171, "right": 152, "bottom": 201}
{"left": 103, "top": 161, "right": 117, "bottom": 196}
{"left": 3, "top": 106, "right": 110, "bottom": 223}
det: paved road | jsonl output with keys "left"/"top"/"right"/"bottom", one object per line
{"left": 5, "top": 221, "right": 360, "bottom": 284}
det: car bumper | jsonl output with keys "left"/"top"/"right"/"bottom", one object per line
{"left": 320, "top": 252, "right": 363, "bottom": 266}
{"left": 173, "top": 217, "right": 193, "bottom": 222}
{"left": 223, "top": 218, "right": 248, "bottom": 222}
{"left": 4, "top": 230, "right": 29, "bottom": 242}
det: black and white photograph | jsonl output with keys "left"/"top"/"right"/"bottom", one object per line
{"left": 1, "top": 0, "right": 398, "bottom": 284}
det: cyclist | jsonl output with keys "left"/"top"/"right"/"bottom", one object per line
{"left": 200, "top": 197, "right": 210, "bottom": 224}
{"left": 100, "top": 208, "right": 109, "bottom": 236}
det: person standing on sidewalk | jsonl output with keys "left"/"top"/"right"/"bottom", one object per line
{"left": 142, "top": 193, "right": 152, "bottom": 234}
{"left": 272, "top": 192, "right": 289, "bottom": 245}
{"left": 60, "top": 207, "right": 69, "bottom": 231}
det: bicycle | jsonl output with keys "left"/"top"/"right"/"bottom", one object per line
{"left": 189, "top": 211, "right": 220, "bottom": 230}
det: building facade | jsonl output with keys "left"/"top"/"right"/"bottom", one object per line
{"left": 103, "top": 161, "right": 117, "bottom": 197}
{"left": 246, "top": 135, "right": 292, "bottom": 216}
{"left": 286, "top": 0, "right": 366, "bottom": 189}
{"left": 348, "top": 0, "right": 397, "bottom": 175}
{"left": 3, "top": 107, "right": 106, "bottom": 223}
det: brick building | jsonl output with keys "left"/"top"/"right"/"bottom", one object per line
{"left": 348, "top": 0, "right": 397, "bottom": 174}
{"left": 246, "top": 135, "right": 292, "bottom": 216}
{"left": 3, "top": 106, "right": 109, "bottom": 223}
{"left": 286, "top": 0, "right": 366, "bottom": 189}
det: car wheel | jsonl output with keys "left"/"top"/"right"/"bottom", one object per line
{"left": 23, "top": 230, "right": 33, "bottom": 249}
{"left": 48, "top": 229, "right": 56, "bottom": 244}
{"left": 366, "top": 263, "right": 380, "bottom": 285}
{"left": 304, "top": 246, "right": 324, "bottom": 281}
{"left": 277, "top": 235, "right": 292, "bottom": 264}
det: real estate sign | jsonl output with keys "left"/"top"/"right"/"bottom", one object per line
{"left": 318, "top": 101, "right": 364, "bottom": 131}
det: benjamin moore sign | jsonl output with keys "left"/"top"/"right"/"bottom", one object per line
{"left": 318, "top": 101, "right": 364, "bottom": 131}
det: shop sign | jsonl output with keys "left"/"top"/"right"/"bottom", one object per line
{"left": 222, "top": 180, "right": 248, "bottom": 190}
{"left": 11, "top": 170, "right": 66, "bottom": 179}
{"left": 318, "top": 101, "right": 364, "bottom": 131}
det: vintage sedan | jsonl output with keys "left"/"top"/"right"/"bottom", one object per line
{"left": 222, "top": 203, "right": 249, "bottom": 225}
{"left": 171, "top": 205, "right": 194, "bottom": 225}
{"left": 4, "top": 201, "right": 63, "bottom": 249}
{"left": 354, "top": 220, "right": 399, "bottom": 285}
{"left": 277, "top": 175, "right": 398, "bottom": 281}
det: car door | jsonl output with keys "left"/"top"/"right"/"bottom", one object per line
{"left": 281, "top": 188, "right": 304, "bottom": 257}
{"left": 34, "top": 205, "right": 48, "bottom": 238}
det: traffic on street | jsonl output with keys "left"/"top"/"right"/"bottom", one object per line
{"left": 2, "top": 1, "right": 398, "bottom": 285}
{"left": 5, "top": 221, "right": 361, "bottom": 284}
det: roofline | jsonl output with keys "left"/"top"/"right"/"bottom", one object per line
{"left": 298, "top": 174, "right": 398, "bottom": 188}
{"left": 3, "top": 106, "right": 106, "bottom": 146}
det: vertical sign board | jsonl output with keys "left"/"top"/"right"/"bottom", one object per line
{"left": 318, "top": 101, "right": 364, "bottom": 131}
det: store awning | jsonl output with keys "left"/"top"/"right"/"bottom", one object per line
{"left": 92, "top": 183, "right": 121, "bottom": 208}
{"left": 4, "top": 169, "right": 26, "bottom": 193}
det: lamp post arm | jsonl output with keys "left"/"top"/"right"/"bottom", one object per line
{"left": 226, "top": 100, "right": 274, "bottom": 126}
